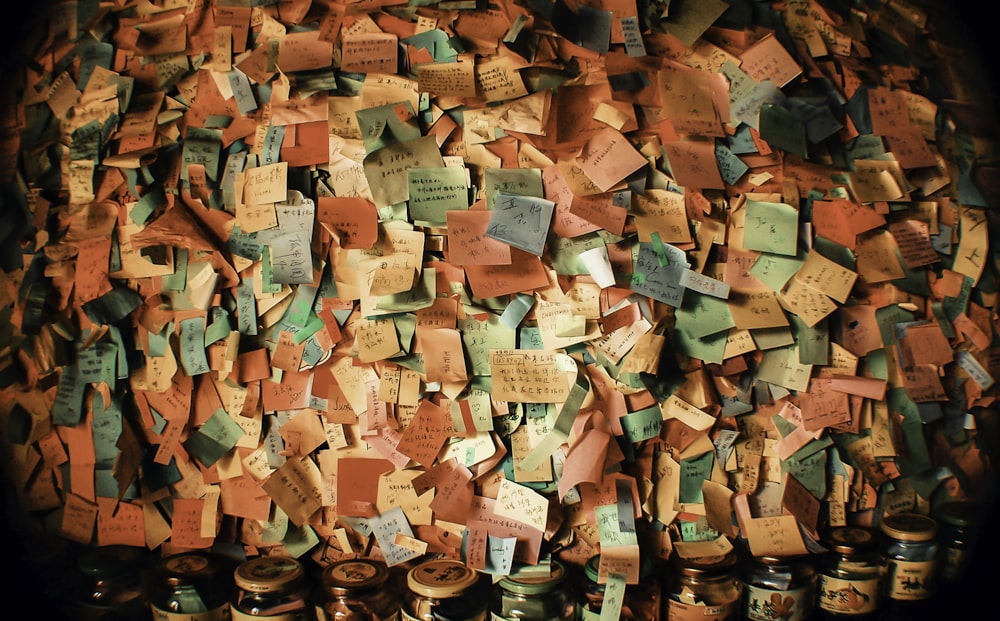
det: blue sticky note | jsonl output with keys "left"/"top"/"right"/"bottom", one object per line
{"left": 486, "top": 192, "right": 555, "bottom": 256}
{"left": 369, "top": 507, "right": 423, "bottom": 566}
{"left": 178, "top": 316, "right": 210, "bottom": 376}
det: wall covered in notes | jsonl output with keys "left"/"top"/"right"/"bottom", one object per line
{"left": 1, "top": 0, "right": 998, "bottom": 604}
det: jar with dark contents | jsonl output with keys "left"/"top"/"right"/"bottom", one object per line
{"left": 579, "top": 554, "right": 662, "bottom": 621}
{"left": 664, "top": 551, "right": 742, "bottom": 621}
{"left": 935, "top": 500, "right": 984, "bottom": 584}
{"left": 741, "top": 554, "right": 817, "bottom": 621}
{"left": 489, "top": 561, "right": 576, "bottom": 620}
{"left": 401, "top": 559, "right": 488, "bottom": 621}
{"left": 74, "top": 544, "right": 149, "bottom": 621}
{"left": 816, "top": 527, "right": 881, "bottom": 620}
{"left": 878, "top": 513, "right": 938, "bottom": 613}
{"left": 143, "top": 551, "right": 233, "bottom": 621}
{"left": 231, "top": 555, "right": 312, "bottom": 620}
{"left": 316, "top": 558, "right": 401, "bottom": 621}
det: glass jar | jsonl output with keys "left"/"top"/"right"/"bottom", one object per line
{"left": 231, "top": 555, "right": 312, "bottom": 620}
{"left": 741, "top": 554, "right": 817, "bottom": 621}
{"left": 664, "top": 550, "right": 742, "bottom": 621}
{"left": 316, "top": 558, "right": 401, "bottom": 621}
{"left": 401, "top": 559, "right": 488, "bottom": 621}
{"left": 878, "top": 513, "right": 938, "bottom": 605}
{"left": 936, "top": 500, "right": 984, "bottom": 584}
{"left": 74, "top": 544, "right": 149, "bottom": 621}
{"left": 579, "top": 554, "right": 661, "bottom": 621}
{"left": 816, "top": 526, "right": 881, "bottom": 619}
{"left": 143, "top": 551, "right": 233, "bottom": 621}
{"left": 490, "top": 561, "right": 576, "bottom": 620}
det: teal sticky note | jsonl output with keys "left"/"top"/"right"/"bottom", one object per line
{"left": 355, "top": 100, "right": 422, "bottom": 153}
{"left": 459, "top": 313, "right": 516, "bottom": 375}
{"left": 673, "top": 322, "right": 728, "bottom": 365}
{"left": 181, "top": 127, "right": 223, "bottom": 182}
{"left": 407, "top": 166, "right": 469, "bottom": 226}
{"left": 743, "top": 199, "right": 799, "bottom": 257}
{"left": 759, "top": 102, "right": 807, "bottom": 157}
{"left": 679, "top": 451, "right": 715, "bottom": 504}
{"left": 486, "top": 192, "right": 555, "bottom": 256}
{"left": 715, "top": 142, "right": 750, "bottom": 185}
{"left": 183, "top": 408, "right": 245, "bottom": 467}
{"left": 782, "top": 449, "right": 827, "bottom": 499}
{"left": 621, "top": 405, "right": 662, "bottom": 443}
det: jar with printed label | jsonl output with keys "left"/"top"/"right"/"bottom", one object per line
{"left": 664, "top": 551, "right": 741, "bottom": 621}
{"left": 231, "top": 555, "right": 312, "bottom": 620}
{"left": 143, "top": 551, "right": 234, "bottom": 621}
{"left": 316, "top": 558, "right": 401, "bottom": 621}
{"left": 579, "top": 554, "right": 661, "bottom": 621}
{"left": 74, "top": 544, "right": 149, "bottom": 620}
{"left": 489, "top": 561, "right": 576, "bottom": 620}
{"left": 401, "top": 559, "right": 489, "bottom": 621}
{"left": 878, "top": 513, "right": 938, "bottom": 615}
{"left": 741, "top": 554, "right": 817, "bottom": 621}
{"left": 935, "top": 500, "right": 983, "bottom": 584}
{"left": 816, "top": 526, "right": 881, "bottom": 620}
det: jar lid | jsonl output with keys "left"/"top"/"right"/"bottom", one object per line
{"left": 322, "top": 558, "right": 390, "bottom": 594}
{"left": 77, "top": 545, "right": 144, "bottom": 578}
{"left": 155, "top": 552, "right": 222, "bottom": 587}
{"left": 234, "top": 556, "right": 304, "bottom": 593}
{"left": 824, "top": 526, "right": 878, "bottom": 555}
{"left": 673, "top": 550, "right": 738, "bottom": 577}
{"left": 406, "top": 559, "right": 479, "bottom": 598}
{"left": 880, "top": 513, "right": 938, "bottom": 542}
{"left": 937, "top": 501, "right": 985, "bottom": 528}
{"left": 498, "top": 561, "right": 566, "bottom": 595}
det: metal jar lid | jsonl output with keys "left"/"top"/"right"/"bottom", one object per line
{"left": 234, "top": 556, "right": 305, "bottom": 593}
{"left": 824, "top": 526, "right": 878, "bottom": 555}
{"left": 406, "top": 559, "right": 480, "bottom": 598}
{"left": 154, "top": 551, "right": 224, "bottom": 588}
{"left": 673, "top": 550, "right": 738, "bottom": 577}
{"left": 498, "top": 561, "right": 567, "bottom": 596}
{"left": 322, "top": 558, "right": 390, "bottom": 595}
{"left": 880, "top": 513, "right": 938, "bottom": 542}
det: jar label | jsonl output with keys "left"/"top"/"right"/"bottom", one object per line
{"left": 817, "top": 576, "right": 879, "bottom": 615}
{"left": 941, "top": 547, "right": 969, "bottom": 582}
{"left": 667, "top": 599, "right": 739, "bottom": 621}
{"left": 232, "top": 608, "right": 304, "bottom": 621}
{"left": 884, "top": 559, "right": 935, "bottom": 600}
{"left": 151, "top": 604, "right": 231, "bottom": 621}
{"left": 744, "top": 585, "right": 814, "bottom": 621}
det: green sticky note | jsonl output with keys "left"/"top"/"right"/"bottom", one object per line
{"left": 749, "top": 251, "right": 804, "bottom": 291}
{"left": 675, "top": 294, "right": 735, "bottom": 340}
{"left": 483, "top": 167, "right": 544, "bottom": 210}
{"left": 620, "top": 405, "right": 662, "bottom": 443}
{"left": 756, "top": 344, "right": 812, "bottom": 392}
{"left": 407, "top": 166, "right": 470, "bottom": 226}
{"left": 183, "top": 408, "right": 245, "bottom": 467}
{"left": 743, "top": 199, "right": 799, "bottom": 257}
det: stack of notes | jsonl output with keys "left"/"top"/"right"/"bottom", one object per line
{"left": 0, "top": 0, "right": 997, "bottom": 578}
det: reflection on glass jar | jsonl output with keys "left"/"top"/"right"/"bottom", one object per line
{"left": 490, "top": 561, "right": 577, "bottom": 621}
{"left": 231, "top": 555, "right": 312, "bottom": 620}
{"left": 316, "top": 558, "right": 401, "bottom": 621}
{"left": 741, "top": 554, "right": 817, "bottom": 621}
{"left": 579, "top": 554, "right": 661, "bottom": 621}
{"left": 816, "top": 526, "right": 881, "bottom": 620}
{"left": 143, "top": 551, "right": 234, "bottom": 621}
{"left": 665, "top": 550, "right": 741, "bottom": 621}
{"left": 75, "top": 544, "right": 149, "bottom": 621}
